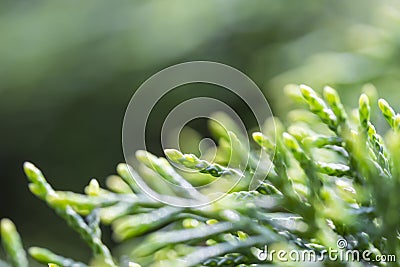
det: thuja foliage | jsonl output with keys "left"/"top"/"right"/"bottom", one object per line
{"left": 1, "top": 85, "right": 400, "bottom": 266}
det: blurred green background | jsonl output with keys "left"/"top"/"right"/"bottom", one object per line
{"left": 1, "top": 0, "right": 400, "bottom": 264}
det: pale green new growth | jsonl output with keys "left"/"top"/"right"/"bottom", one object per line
{"left": 300, "top": 84, "right": 337, "bottom": 129}
{"left": 164, "top": 149, "right": 242, "bottom": 177}
{"left": 359, "top": 93, "right": 370, "bottom": 128}
{"left": 323, "top": 86, "right": 347, "bottom": 123}
{"left": 21, "top": 162, "right": 117, "bottom": 267}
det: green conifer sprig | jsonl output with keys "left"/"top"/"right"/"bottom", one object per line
{"left": 1, "top": 85, "right": 400, "bottom": 266}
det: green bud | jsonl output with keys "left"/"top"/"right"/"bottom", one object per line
{"left": 359, "top": 94, "right": 370, "bottom": 128}
{"left": 300, "top": 85, "right": 337, "bottom": 129}
{"left": 300, "top": 84, "right": 325, "bottom": 112}
{"left": 166, "top": 149, "right": 238, "bottom": 177}
{"left": 116, "top": 163, "right": 140, "bottom": 193}
{"left": 378, "top": 98, "right": 396, "bottom": 128}
{"left": 252, "top": 132, "right": 274, "bottom": 152}
{"left": 23, "top": 162, "right": 43, "bottom": 184}
{"left": 85, "top": 179, "right": 100, "bottom": 196}
{"left": 237, "top": 231, "right": 249, "bottom": 240}
{"left": 1, "top": 218, "right": 28, "bottom": 267}
{"left": 116, "top": 163, "right": 129, "bottom": 177}
{"left": 205, "top": 239, "right": 217, "bottom": 246}
{"left": 28, "top": 183, "right": 46, "bottom": 197}
{"left": 300, "top": 84, "right": 316, "bottom": 100}
{"left": 283, "top": 84, "right": 303, "bottom": 102}
{"left": 164, "top": 149, "right": 184, "bottom": 162}
{"left": 288, "top": 125, "right": 310, "bottom": 140}
{"left": 323, "top": 86, "right": 339, "bottom": 106}
{"left": 282, "top": 132, "right": 301, "bottom": 152}
{"left": 136, "top": 150, "right": 157, "bottom": 166}
{"left": 367, "top": 122, "right": 377, "bottom": 137}
{"left": 23, "top": 162, "right": 55, "bottom": 200}
{"left": 28, "top": 247, "right": 48, "bottom": 261}
{"left": 182, "top": 219, "right": 200, "bottom": 229}
{"left": 183, "top": 154, "right": 197, "bottom": 164}
{"left": 105, "top": 175, "right": 132, "bottom": 194}
{"left": 206, "top": 219, "right": 218, "bottom": 225}
{"left": 323, "top": 86, "right": 347, "bottom": 123}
